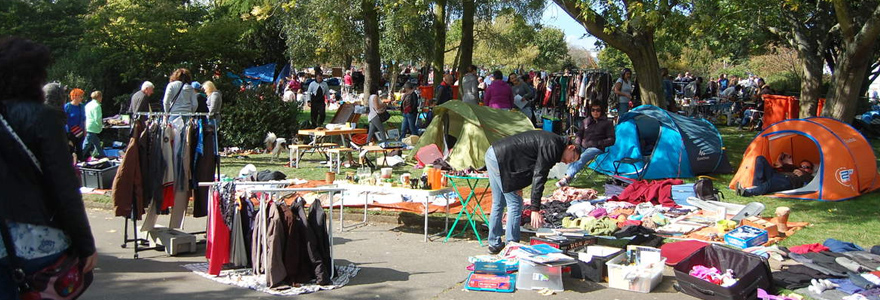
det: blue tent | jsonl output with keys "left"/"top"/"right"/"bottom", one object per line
{"left": 244, "top": 63, "right": 276, "bottom": 83}
{"left": 590, "top": 105, "right": 732, "bottom": 179}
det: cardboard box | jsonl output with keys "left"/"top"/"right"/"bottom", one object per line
{"left": 741, "top": 216, "right": 779, "bottom": 238}
{"left": 147, "top": 228, "right": 197, "bottom": 256}
{"left": 465, "top": 272, "right": 516, "bottom": 293}
{"left": 724, "top": 225, "right": 769, "bottom": 249}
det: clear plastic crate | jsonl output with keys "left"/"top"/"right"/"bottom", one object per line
{"left": 606, "top": 253, "right": 665, "bottom": 293}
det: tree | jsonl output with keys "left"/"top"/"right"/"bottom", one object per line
{"left": 458, "top": 0, "right": 475, "bottom": 76}
{"left": 362, "top": 0, "right": 381, "bottom": 96}
{"left": 597, "top": 47, "right": 632, "bottom": 71}
{"left": 761, "top": 0, "right": 836, "bottom": 117}
{"left": 432, "top": 0, "right": 447, "bottom": 89}
{"left": 533, "top": 27, "right": 570, "bottom": 71}
{"left": 552, "top": 0, "right": 690, "bottom": 109}
{"left": 823, "top": 0, "right": 880, "bottom": 122}
{"left": 280, "top": 0, "right": 362, "bottom": 67}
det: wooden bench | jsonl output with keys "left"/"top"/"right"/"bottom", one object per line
{"left": 326, "top": 147, "right": 358, "bottom": 173}
{"left": 288, "top": 143, "right": 338, "bottom": 168}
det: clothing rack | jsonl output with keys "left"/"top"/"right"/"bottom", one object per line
{"left": 120, "top": 115, "right": 220, "bottom": 258}
{"left": 133, "top": 112, "right": 214, "bottom": 117}
{"left": 197, "top": 182, "right": 345, "bottom": 280}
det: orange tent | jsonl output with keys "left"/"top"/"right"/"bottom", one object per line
{"left": 729, "top": 117, "right": 880, "bottom": 201}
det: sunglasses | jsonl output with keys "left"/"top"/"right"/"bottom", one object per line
{"left": 800, "top": 165, "right": 812, "bottom": 169}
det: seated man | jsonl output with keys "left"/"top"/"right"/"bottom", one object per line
{"left": 557, "top": 102, "right": 615, "bottom": 187}
{"left": 737, "top": 152, "right": 815, "bottom": 197}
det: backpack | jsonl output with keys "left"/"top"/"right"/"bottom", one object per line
{"left": 693, "top": 176, "right": 723, "bottom": 201}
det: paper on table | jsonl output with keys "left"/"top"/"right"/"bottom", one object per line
{"left": 514, "top": 95, "right": 527, "bottom": 109}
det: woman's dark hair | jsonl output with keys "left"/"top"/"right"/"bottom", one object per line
{"left": 169, "top": 68, "right": 192, "bottom": 83}
{"left": 620, "top": 68, "right": 632, "bottom": 82}
{"left": 0, "top": 37, "right": 52, "bottom": 102}
{"left": 369, "top": 83, "right": 380, "bottom": 95}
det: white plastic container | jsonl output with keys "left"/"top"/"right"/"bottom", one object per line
{"left": 516, "top": 261, "right": 564, "bottom": 292}
{"left": 605, "top": 254, "right": 666, "bottom": 293}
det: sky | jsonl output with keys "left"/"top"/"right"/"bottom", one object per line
{"left": 540, "top": 1, "right": 599, "bottom": 53}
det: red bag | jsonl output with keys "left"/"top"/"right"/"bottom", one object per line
{"left": 16, "top": 253, "right": 94, "bottom": 300}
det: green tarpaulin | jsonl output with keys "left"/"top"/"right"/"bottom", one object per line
{"left": 410, "top": 101, "right": 536, "bottom": 169}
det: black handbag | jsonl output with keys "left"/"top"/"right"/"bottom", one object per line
{"left": 378, "top": 110, "right": 391, "bottom": 122}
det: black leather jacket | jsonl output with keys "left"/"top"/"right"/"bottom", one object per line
{"left": 491, "top": 130, "right": 566, "bottom": 211}
{"left": 0, "top": 100, "right": 96, "bottom": 258}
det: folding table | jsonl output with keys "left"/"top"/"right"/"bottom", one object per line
{"left": 443, "top": 174, "right": 490, "bottom": 246}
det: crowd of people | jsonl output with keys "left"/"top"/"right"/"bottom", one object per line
{"left": 41, "top": 68, "right": 224, "bottom": 164}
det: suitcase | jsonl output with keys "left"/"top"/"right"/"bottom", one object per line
{"left": 673, "top": 244, "right": 772, "bottom": 300}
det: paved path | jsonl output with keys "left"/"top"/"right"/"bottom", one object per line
{"left": 82, "top": 208, "right": 697, "bottom": 299}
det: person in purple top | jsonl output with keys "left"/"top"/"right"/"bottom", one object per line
{"left": 482, "top": 70, "right": 514, "bottom": 110}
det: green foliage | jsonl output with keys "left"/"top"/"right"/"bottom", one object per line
{"left": 219, "top": 84, "right": 301, "bottom": 148}
{"left": 280, "top": 0, "right": 363, "bottom": 66}
{"left": 597, "top": 47, "right": 631, "bottom": 71}
{"left": 380, "top": 0, "right": 435, "bottom": 65}
{"left": 532, "top": 27, "right": 570, "bottom": 71}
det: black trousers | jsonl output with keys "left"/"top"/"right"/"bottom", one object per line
{"left": 310, "top": 101, "right": 325, "bottom": 127}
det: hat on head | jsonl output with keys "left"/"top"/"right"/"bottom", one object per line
{"left": 191, "top": 81, "right": 201, "bottom": 90}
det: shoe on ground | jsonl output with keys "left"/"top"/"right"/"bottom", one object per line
{"left": 555, "top": 177, "right": 570, "bottom": 188}
{"left": 488, "top": 244, "right": 505, "bottom": 255}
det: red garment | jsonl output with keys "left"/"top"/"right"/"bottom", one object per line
{"left": 611, "top": 179, "right": 683, "bottom": 207}
{"left": 161, "top": 185, "right": 175, "bottom": 210}
{"left": 207, "top": 190, "right": 230, "bottom": 275}
{"left": 788, "top": 243, "right": 830, "bottom": 254}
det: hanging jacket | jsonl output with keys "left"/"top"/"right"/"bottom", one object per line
{"left": 308, "top": 199, "right": 333, "bottom": 285}
{"left": 112, "top": 121, "right": 145, "bottom": 217}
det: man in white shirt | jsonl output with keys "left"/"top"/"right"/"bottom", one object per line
{"left": 307, "top": 73, "right": 330, "bottom": 127}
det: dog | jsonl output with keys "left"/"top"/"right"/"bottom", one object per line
{"left": 263, "top": 132, "right": 289, "bottom": 162}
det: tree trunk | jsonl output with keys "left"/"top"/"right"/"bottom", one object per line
{"left": 823, "top": 43, "right": 875, "bottom": 122}
{"left": 626, "top": 36, "right": 664, "bottom": 108}
{"left": 389, "top": 62, "right": 398, "bottom": 94}
{"left": 799, "top": 55, "right": 824, "bottom": 117}
{"left": 344, "top": 55, "right": 353, "bottom": 71}
{"left": 458, "top": 0, "right": 475, "bottom": 74}
{"left": 362, "top": 0, "right": 381, "bottom": 97}
{"left": 432, "top": 0, "right": 447, "bottom": 91}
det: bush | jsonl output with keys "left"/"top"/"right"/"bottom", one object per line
{"left": 219, "top": 84, "right": 301, "bottom": 148}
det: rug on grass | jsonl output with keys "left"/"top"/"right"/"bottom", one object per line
{"left": 182, "top": 263, "right": 360, "bottom": 296}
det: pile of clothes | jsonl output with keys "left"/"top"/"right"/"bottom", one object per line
{"left": 771, "top": 239, "right": 880, "bottom": 300}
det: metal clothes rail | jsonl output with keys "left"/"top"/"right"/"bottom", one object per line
{"left": 197, "top": 182, "right": 345, "bottom": 280}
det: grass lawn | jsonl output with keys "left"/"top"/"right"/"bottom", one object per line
{"left": 86, "top": 108, "right": 880, "bottom": 248}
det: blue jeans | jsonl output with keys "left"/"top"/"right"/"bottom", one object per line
{"left": 81, "top": 132, "right": 104, "bottom": 158}
{"left": 0, "top": 252, "right": 65, "bottom": 298}
{"left": 400, "top": 113, "right": 418, "bottom": 138}
{"left": 747, "top": 156, "right": 793, "bottom": 195}
{"left": 565, "top": 147, "right": 604, "bottom": 178}
{"left": 619, "top": 102, "right": 629, "bottom": 115}
{"left": 485, "top": 146, "right": 524, "bottom": 248}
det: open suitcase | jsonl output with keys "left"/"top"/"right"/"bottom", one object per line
{"left": 673, "top": 244, "right": 772, "bottom": 300}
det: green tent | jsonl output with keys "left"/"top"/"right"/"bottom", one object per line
{"left": 410, "top": 101, "right": 536, "bottom": 169}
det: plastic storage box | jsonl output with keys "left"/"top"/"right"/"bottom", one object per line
{"left": 570, "top": 245, "right": 624, "bottom": 282}
{"left": 671, "top": 183, "right": 697, "bottom": 206}
{"left": 723, "top": 225, "right": 768, "bottom": 249}
{"left": 80, "top": 164, "right": 118, "bottom": 189}
{"left": 516, "top": 261, "right": 564, "bottom": 292}
{"left": 606, "top": 253, "right": 666, "bottom": 293}
{"left": 465, "top": 272, "right": 516, "bottom": 293}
